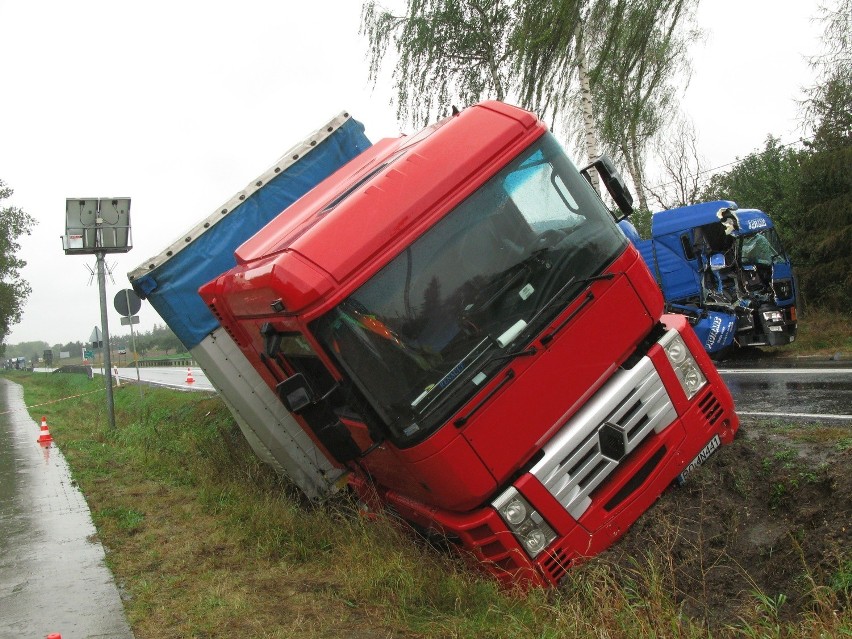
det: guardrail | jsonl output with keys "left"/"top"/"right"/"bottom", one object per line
{"left": 133, "top": 357, "right": 196, "bottom": 368}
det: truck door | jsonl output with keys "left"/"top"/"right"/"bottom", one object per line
{"left": 648, "top": 232, "right": 702, "bottom": 303}
{"left": 263, "top": 330, "right": 364, "bottom": 464}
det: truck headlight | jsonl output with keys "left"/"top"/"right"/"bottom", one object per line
{"left": 493, "top": 489, "right": 557, "bottom": 558}
{"left": 762, "top": 309, "right": 783, "bottom": 322}
{"left": 662, "top": 332, "right": 706, "bottom": 400}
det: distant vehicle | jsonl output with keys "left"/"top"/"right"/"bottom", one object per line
{"left": 118, "top": 349, "right": 128, "bottom": 355}
{"left": 9, "top": 356, "right": 27, "bottom": 370}
{"left": 577, "top": 169, "right": 799, "bottom": 357}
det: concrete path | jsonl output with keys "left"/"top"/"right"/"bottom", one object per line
{"left": 0, "top": 378, "right": 134, "bottom": 639}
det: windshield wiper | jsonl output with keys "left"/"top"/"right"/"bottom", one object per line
{"left": 526, "top": 272, "right": 614, "bottom": 330}
{"left": 539, "top": 272, "right": 619, "bottom": 344}
{"left": 481, "top": 272, "right": 618, "bottom": 365}
{"left": 463, "top": 249, "right": 550, "bottom": 317}
{"left": 488, "top": 346, "right": 537, "bottom": 365}
{"left": 409, "top": 337, "right": 493, "bottom": 413}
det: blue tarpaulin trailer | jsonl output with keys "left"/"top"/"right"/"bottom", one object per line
{"left": 129, "top": 112, "right": 371, "bottom": 499}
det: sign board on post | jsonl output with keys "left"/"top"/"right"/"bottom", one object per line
{"left": 64, "top": 197, "right": 132, "bottom": 432}
{"left": 89, "top": 326, "right": 103, "bottom": 348}
{"left": 63, "top": 198, "right": 132, "bottom": 255}
{"left": 114, "top": 289, "right": 142, "bottom": 317}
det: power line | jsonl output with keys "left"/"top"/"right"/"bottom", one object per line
{"left": 647, "top": 134, "right": 815, "bottom": 192}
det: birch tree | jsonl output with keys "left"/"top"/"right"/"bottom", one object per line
{"left": 361, "top": 0, "right": 517, "bottom": 126}
{"left": 582, "top": 0, "right": 699, "bottom": 210}
{"left": 360, "top": 0, "right": 699, "bottom": 204}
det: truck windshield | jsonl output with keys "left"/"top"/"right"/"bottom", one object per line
{"left": 311, "top": 133, "right": 627, "bottom": 446}
{"left": 738, "top": 228, "right": 786, "bottom": 265}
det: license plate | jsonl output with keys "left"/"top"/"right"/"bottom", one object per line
{"left": 676, "top": 434, "right": 721, "bottom": 485}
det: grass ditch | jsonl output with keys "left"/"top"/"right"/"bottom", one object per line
{"left": 770, "top": 308, "right": 851, "bottom": 359}
{"left": 4, "top": 369, "right": 850, "bottom": 638}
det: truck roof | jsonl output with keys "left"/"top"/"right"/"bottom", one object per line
{"left": 651, "top": 200, "right": 737, "bottom": 235}
{"left": 651, "top": 200, "right": 774, "bottom": 237}
{"left": 234, "top": 101, "right": 544, "bottom": 288}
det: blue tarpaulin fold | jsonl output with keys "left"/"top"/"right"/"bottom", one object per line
{"left": 131, "top": 117, "right": 371, "bottom": 350}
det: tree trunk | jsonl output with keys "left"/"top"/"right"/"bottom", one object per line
{"left": 576, "top": 27, "right": 601, "bottom": 193}
{"left": 620, "top": 127, "right": 648, "bottom": 211}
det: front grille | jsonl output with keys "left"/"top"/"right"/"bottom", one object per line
{"left": 530, "top": 356, "right": 676, "bottom": 520}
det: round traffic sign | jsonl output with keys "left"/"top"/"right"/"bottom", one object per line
{"left": 114, "top": 289, "right": 142, "bottom": 317}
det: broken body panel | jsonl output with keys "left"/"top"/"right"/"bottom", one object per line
{"left": 200, "top": 102, "right": 739, "bottom": 586}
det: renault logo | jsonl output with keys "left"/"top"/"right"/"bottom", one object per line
{"left": 599, "top": 422, "right": 627, "bottom": 461}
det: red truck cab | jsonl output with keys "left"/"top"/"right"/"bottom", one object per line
{"left": 200, "top": 101, "right": 738, "bottom": 586}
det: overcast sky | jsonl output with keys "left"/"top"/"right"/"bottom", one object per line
{"left": 1, "top": 0, "right": 826, "bottom": 348}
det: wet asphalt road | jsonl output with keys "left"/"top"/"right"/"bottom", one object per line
{"left": 110, "top": 365, "right": 215, "bottom": 392}
{"left": 0, "top": 378, "right": 134, "bottom": 639}
{"left": 718, "top": 364, "right": 852, "bottom": 420}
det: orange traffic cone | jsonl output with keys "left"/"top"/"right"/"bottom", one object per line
{"left": 46, "top": 634, "right": 62, "bottom": 639}
{"left": 185, "top": 367, "right": 195, "bottom": 384}
{"left": 37, "top": 416, "right": 53, "bottom": 445}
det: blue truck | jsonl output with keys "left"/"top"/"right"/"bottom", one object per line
{"left": 579, "top": 160, "right": 797, "bottom": 356}
{"left": 623, "top": 200, "right": 798, "bottom": 355}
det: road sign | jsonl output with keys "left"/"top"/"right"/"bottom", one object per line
{"left": 114, "top": 289, "right": 142, "bottom": 317}
{"left": 120, "top": 316, "right": 140, "bottom": 325}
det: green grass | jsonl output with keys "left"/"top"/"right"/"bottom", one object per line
{"left": 3, "top": 369, "right": 849, "bottom": 638}
{"left": 774, "top": 307, "right": 852, "bottom": 357}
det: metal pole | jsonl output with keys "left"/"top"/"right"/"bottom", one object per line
{"left": 124, "top": 289, "right": 144, "bottom": 399}
{"left": 97, "top": 251, "right": 116, "bottom": 430}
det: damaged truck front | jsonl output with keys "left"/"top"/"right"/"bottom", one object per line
{"left": 624, "top": 201, "right": 798, "bottom": 355}
{"left": 198, "top": 101, "right": 739, "bottom": 587}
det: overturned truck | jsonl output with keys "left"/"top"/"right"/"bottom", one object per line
{"left": 131, "top": 102, "right": 739, "bottom": 587}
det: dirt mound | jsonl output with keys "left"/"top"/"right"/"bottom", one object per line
{"left": 608, "top": 418, "right": 851, "bottom": 627}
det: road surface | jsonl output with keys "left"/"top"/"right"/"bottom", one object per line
{"left": 717, "top": 365, "right": 852, "bottom": 421}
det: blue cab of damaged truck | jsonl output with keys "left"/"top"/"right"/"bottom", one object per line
{"left": 620, "top": 200, "right": 798, "bottom": 355}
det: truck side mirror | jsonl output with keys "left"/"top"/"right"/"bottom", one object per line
{"left": 580, "top": 155, "right": 634, "bottom": 218}
{"left": 277, "top": 373, "right": 315, "bottom": 413}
